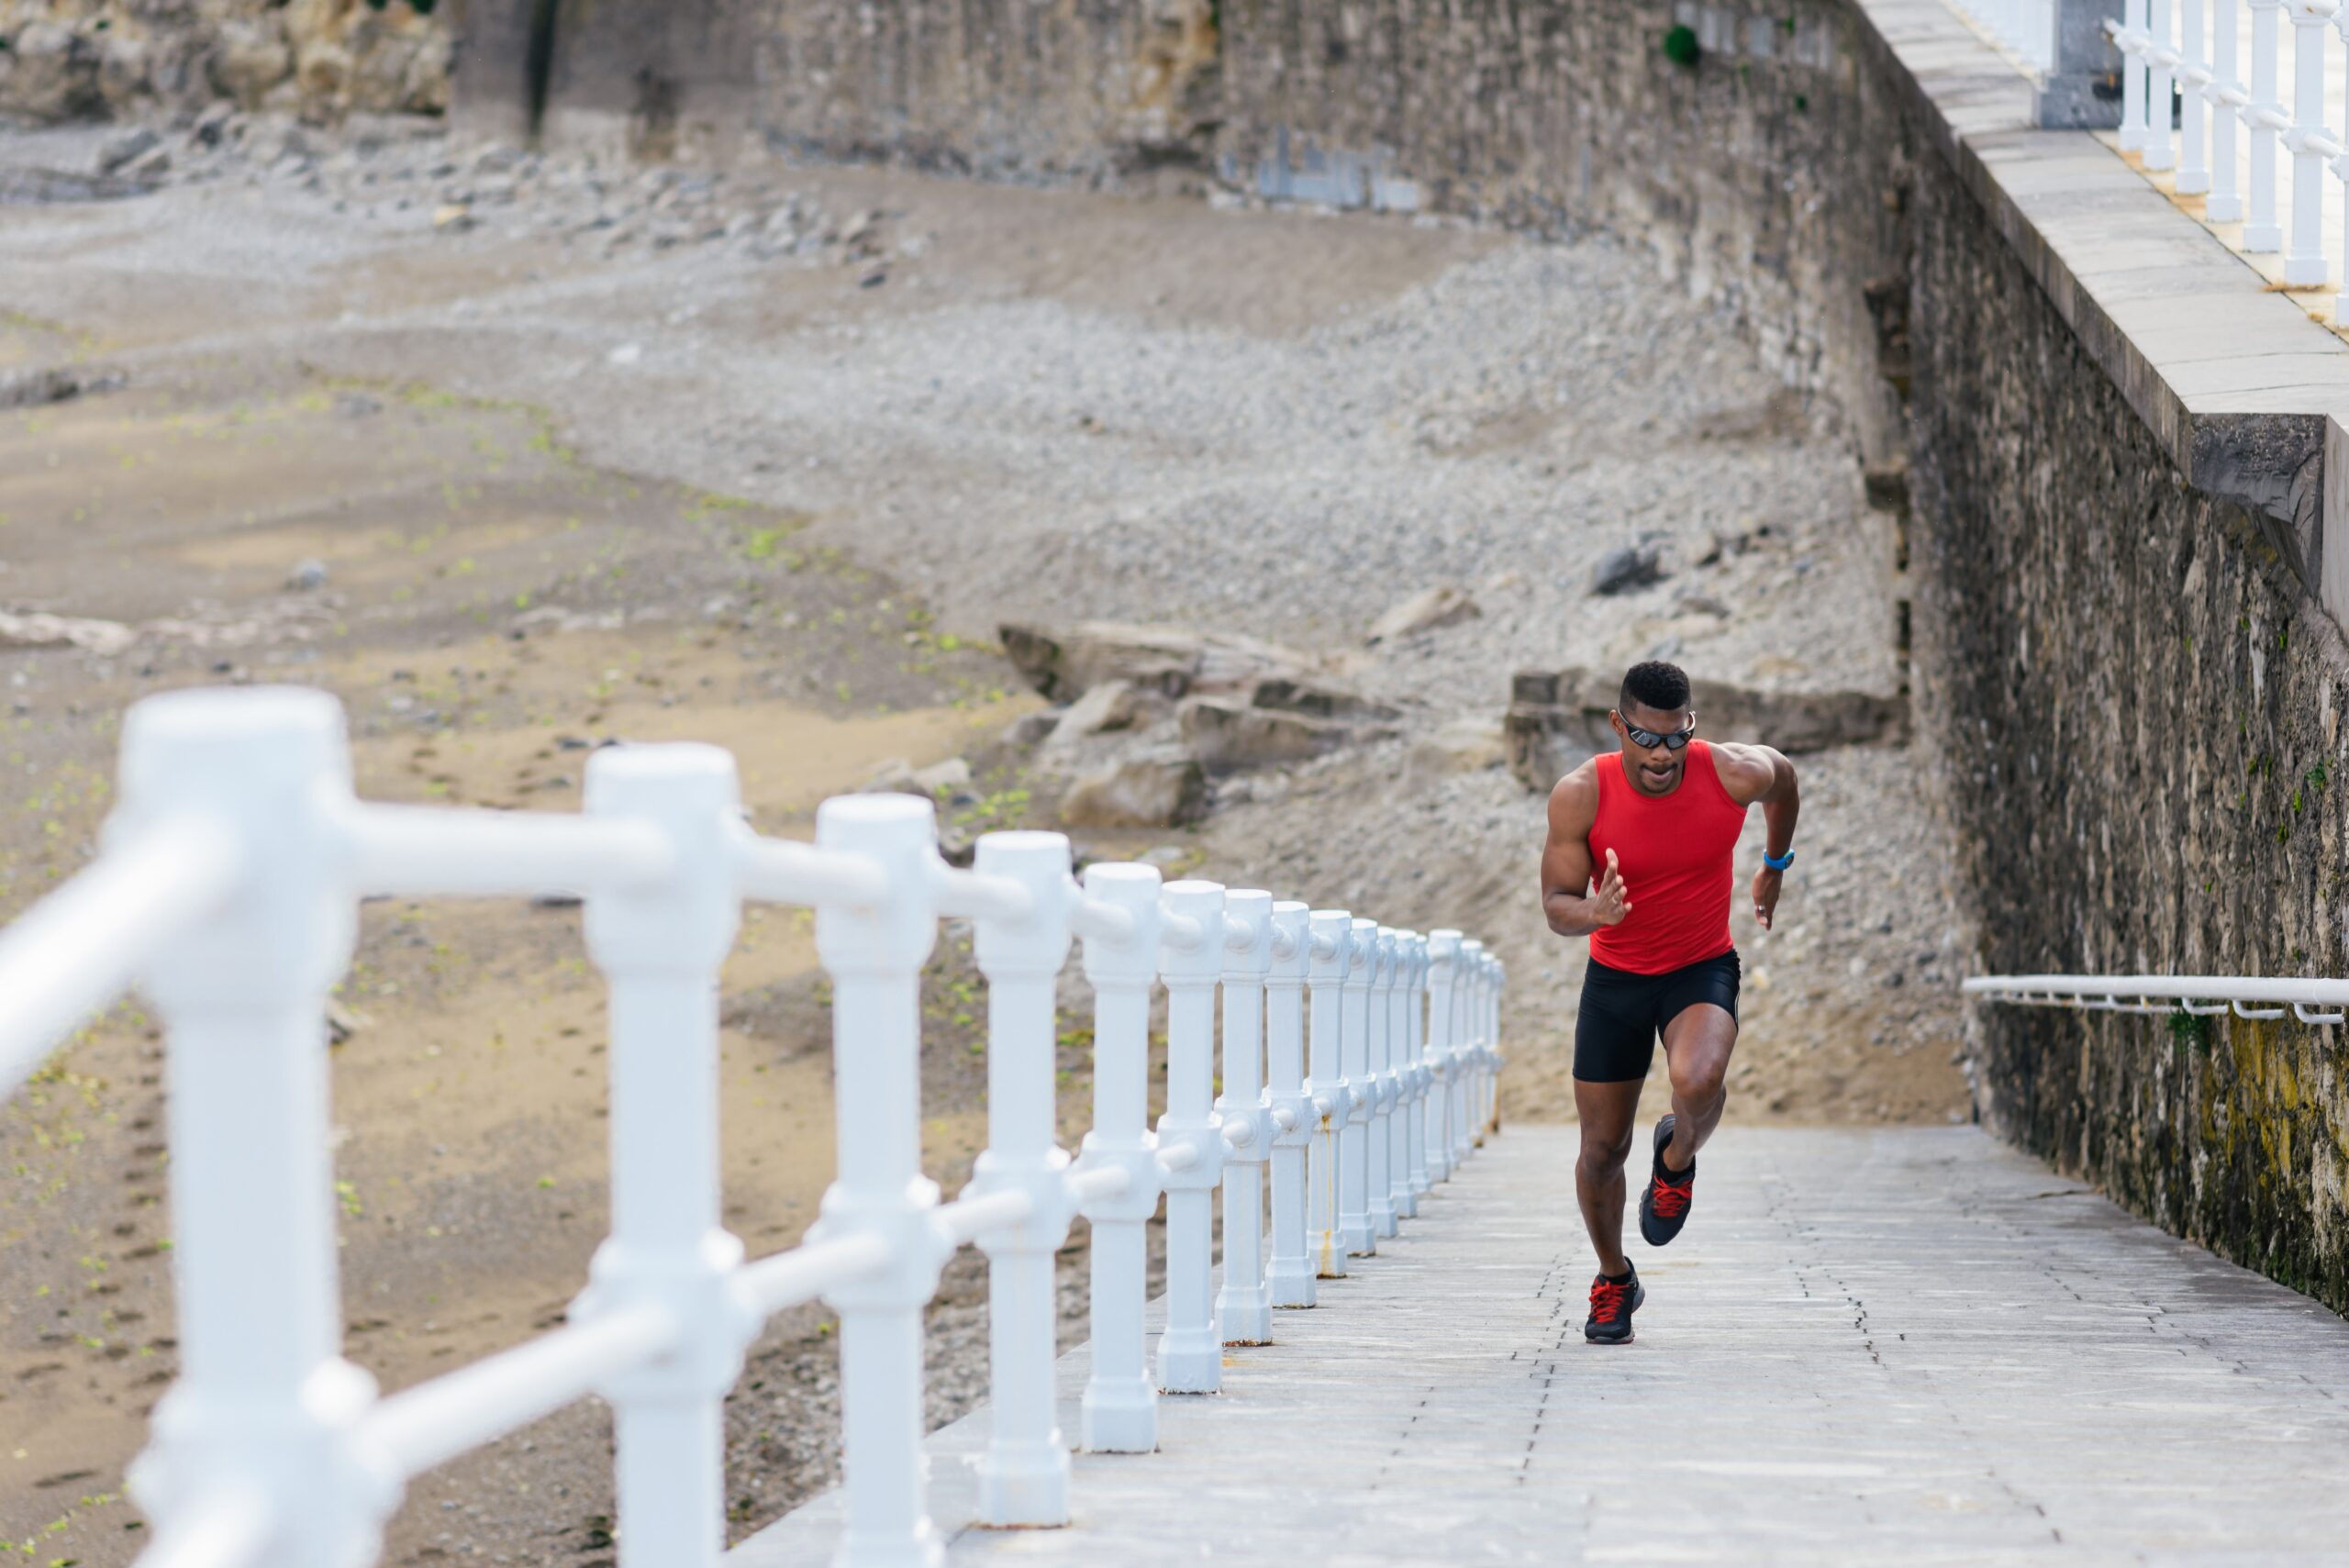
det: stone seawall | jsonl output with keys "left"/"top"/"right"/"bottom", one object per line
{"left": 687, "top": 0, "right": 2349, "bottom": 1307}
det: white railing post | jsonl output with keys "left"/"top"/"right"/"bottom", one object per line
{"left": 1422, "top": 930, "right": 1459, "bottom": 1185}
{"left": 2248, "top": 0, "right": 2286, "bottom": 249}
{"left": 1339, "top": 917, "right": 1379, "bottom": 1257}
{"left": 2179, "top": 0, "right": 2211, "bottom": 189}
{"left": 2210, "top": 0, "right": 2244, "bottom": 217}
{"left": 2336, "top": 6, "right": 2349, "bottom": 319}
{"left": 2122, "top": 0, "right": 2152, "bottom": 150}
{"left": 1215, "top": 890, "right": 1275, "bottom": 1346}
{"left": 1365, "top": 927, "right": 1398, "bottom": 1240}
{"left": 1263, "top": 902, "right": 1316, "bottom": 1307}
{"left": 966, "top": 831, "right": 1077, "bottom": 1527}
{"left": 1154, "top": 879, "right": 1227, "bottom": 1394}
{"left": 1483, "top": 957, "right": 1506, "bottom": 1139}
{"left": 117, "top": 689, "right": 389, "bottom": 1568}
{"left": 1403, "top": 933, "right": 1433, "bottom": 1208}
{"left": 1074, "top": 862, "right": 1163, "bottom": 1451}
{"left": 1385, "top": 930, "right": 1417, "bottom": 1224}
{"left": 1453, "top": 939, "right": 1484, "bottom": 1165}
{"left": 576, "top": 744, "right": 755, "bottom": 1568}
{"left": 2285, "top": 0, "right": 2336, "bottom": 283}
{"left": 2148, "top": 0, "right": 2178, "bottom": 168}
{"left": 809, "top": 794, "right": 948, "bottom": 1568}
{"left": 1304, "top": 910, "right": 1353, "bottom": 1278}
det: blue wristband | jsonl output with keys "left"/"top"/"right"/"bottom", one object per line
{"left": 1763, "top": 847, "right": 1796, "bottom": 872}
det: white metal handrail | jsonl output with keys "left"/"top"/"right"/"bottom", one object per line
{"left": 1967, "top": 972, "right": 2349, "bottom": 1024}
{"left": 1991, "top": 0, "right": 2349, "bottom": 315}
{"left": 0, "top": 686, "right": 1508, "bottom": 1568}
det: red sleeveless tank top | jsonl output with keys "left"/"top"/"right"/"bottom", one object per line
{"left": 1586, "top": 740, "right": 1749, "bottom": 975}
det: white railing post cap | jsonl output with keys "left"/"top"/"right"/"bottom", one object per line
{"left": 115, "top": 685, "right": 355, "bottom": 1003}
{"left": 1307, "top": 908, "right": 1353, "bottom": 976}
{"left": 580, "top": 741, "right": 742, "bottom": 973}
{"left": 1268, "top": 900, "right": 1311, "bottom": 980}
{"left": 1222, "top": 889, "right": 1275, "bottom": 978}
{"left": 1159, "top": 880, "right": 1227, "bottom": 981}
{"left": 1079, "top": 862, "right": 1163, "bottom": 985}
{"left": 972, "top": 830, "right": 1074, "bottom": 974}
{"left": 814, "top": 792, "right": 939, "bottom": 973}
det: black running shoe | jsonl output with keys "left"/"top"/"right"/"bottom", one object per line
{"left": 1584, "top": 1267, "right": 1644, "bottom": 1344}
{"left": 1638, "top": 1114, "right": 1696, "bottom": 1247}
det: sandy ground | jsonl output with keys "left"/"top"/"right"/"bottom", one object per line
{"left": 0, "top": 115, "right": 1966, "bottom": 1566}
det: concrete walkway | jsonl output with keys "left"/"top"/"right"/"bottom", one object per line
{"left": 734, "top": 1127, "right": 2349, "bottom": 1566}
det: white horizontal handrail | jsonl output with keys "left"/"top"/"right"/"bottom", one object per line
{"left": 342, "top": 802, "right": 673, "bottom": 898}
{"left": 1967, "top": 973, "right": 2349, "bottom": 1006}
{"left": 1066, "top": 1164, "right": 1133, "bottom": 1203}
{"left": 1069, "top": 888, "right": 1138, "bottom": 944}
{"left": 359, "top": 1302, "right": 679, "bottom": 1482}
{"left": 930, "top": 863, "right": 1035, "bottom": 922}
{"left": 736, "top": 1232, "right": 896, "bottom": 1317}
{"left": 934, "top": 1187, "right": 1038, "bottom": 1246}
{"left": 0, "top": 816, "right": 241, "bottom": 1099}
{"left": 733, "top": 829, "right": 890, "bottom": 908}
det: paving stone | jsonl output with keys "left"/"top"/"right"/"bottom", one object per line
{"left": 733, "top": 1127, "right": 2349, "bottom": 1566}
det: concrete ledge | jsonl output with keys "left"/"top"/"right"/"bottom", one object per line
{"left": 1848, "top": 0, "right": 2349, "bottom": 587}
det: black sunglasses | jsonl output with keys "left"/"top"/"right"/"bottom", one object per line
{"left": 1619, "top": 712, "right": 1696, "bottom": 750}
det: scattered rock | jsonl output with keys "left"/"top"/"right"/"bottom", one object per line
{"left": 999, "top": 621, "right": 1312, "bottom": 705}
{"left": 335, "top": 392, "right": 384, "bottom": 419}
{"left": 861, "top": 756, "right": 970, "bottom": 799}
{"left": 912, "top": 757, "right": 972, "bottom": 796}
{"left": 286, "top": 560, "right": 330, "bottom": 592}
{"left": 1674, "top": 593, "right": 1733, "bottom": 619}
{"left": 432, "top": 203, "right": 475, "bottom": 233}
{"left": 1001, "top": 710, "right": 1060, "bottom": 748}
{"left": 96, "top": 126, "right": 162, "bottom": 175}
{"left": 0, "top": 612, "right": 137, "bottom": 658}
{"left": 1590, "top": 544, "right": 1666, "bottom": 596}
{"left": 1179, "top": 698, "right": 1389, "bottom": 773}
{"left": 209, "top": 19, "right": 294, "bottom": 108}
{"left": 1057, "top": 752, "right": 1208, "bottom": 828}
{"left": 1046, "top": 678, "right": 1159, "bottom": 745}
{"left": 1405, "top": 716, "right": 1507, "bottom": 788}
{"left": 0, "top": 366, "right": 127, "bottom": 410}
{"left": 1503, "top": 666, "right": 1908, "bottom": 789}
{"left": 1366, "top": 584, "right": 1480, "bottom": 644}
{"left": 325, "top": 999, "right": 371, "bottom": 1045}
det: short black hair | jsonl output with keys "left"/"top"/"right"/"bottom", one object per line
{"left": 1618, "top": 661, "right": 1690, "bottom": 717}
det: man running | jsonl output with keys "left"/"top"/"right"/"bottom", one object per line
{"left": 1539, "top": 660, "right": 1799, "bottom": 1344}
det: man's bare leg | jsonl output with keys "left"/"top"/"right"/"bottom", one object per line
{"left": 1573, "top": 1075, "right": 1644, "bottom": 1276}
{"left": 1659, "top": 1003, "right": 1736, "bottom": 1173}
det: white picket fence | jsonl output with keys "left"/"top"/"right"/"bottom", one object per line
{"left": 1967, "top": 970, "right": 2349, "bottom": 1019}
{"left": 2004, "top": 0, "right": 2349, "bottom": 311}
{"left": 0, "top": 686, "right": 1505, "bottom": 1568}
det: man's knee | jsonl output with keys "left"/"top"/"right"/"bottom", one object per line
{"left": 1575, "top": 1130, "right": 1633, "bottom": 1184}
{"left": 1669, "top": 1052, "right": 1729, "bottom": 1108}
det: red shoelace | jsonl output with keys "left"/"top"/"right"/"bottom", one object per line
{"left": 1588, "top": 1277, "right": 1631, "bottom": 1320}
{"left": 1649, "top": 1173, "right": 1692, "bottom": 1219}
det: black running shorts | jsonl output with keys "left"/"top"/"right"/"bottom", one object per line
{"left": 1573, "top": 949, "right": 1742, "bottom": 1084}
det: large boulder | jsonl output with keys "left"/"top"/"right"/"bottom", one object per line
{"left": 1504, "top": 666, "right": 1906, "bottom": 790}
{"left": 1057, "top": 752, "right": 1208, "bottom": 828}
{"left": 5, "top": 21, "right": 101, "bottom": 121}
{"left": 1179, "top": 697, "right": 1393, "bottom": 772}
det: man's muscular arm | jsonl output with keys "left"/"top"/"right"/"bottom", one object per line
{"left": 1711, "top": 741, "right": 1799, "bottom": 929}
{"left": 1541, "top": 765, "right": 1631, "bottom": 937}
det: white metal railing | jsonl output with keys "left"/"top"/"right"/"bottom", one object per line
{"left": 0, "top": 686, "right": 1507, "bottom": 1568}
{"left": 1967, "top": 971, "right": 2349, "bottom": 1022}
{"left": 2076, "top": 0, "right": 2349, "bottom": 308}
